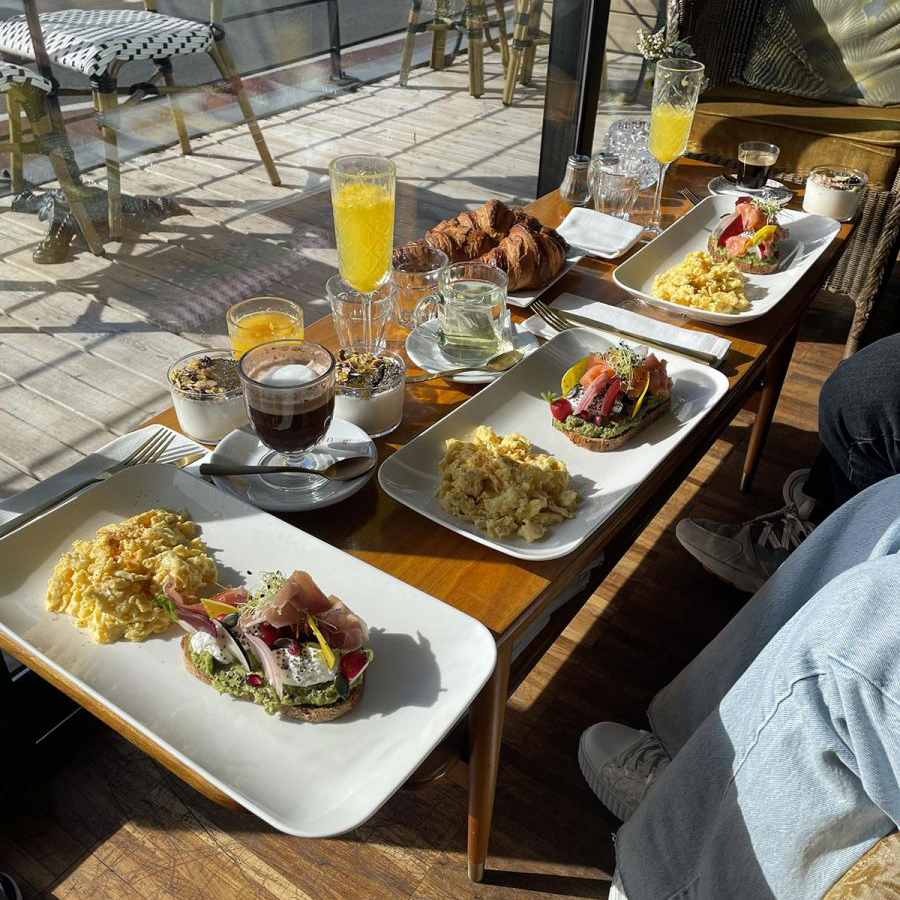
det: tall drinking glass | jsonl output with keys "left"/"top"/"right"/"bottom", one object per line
{"left": 646, "top": 59, "right": 705, "bottom": 235}
{"left": 238, "top": 339, "right": 336, "bottom": 494}
{"left": 330, "top": 155, "right": 396, "bottom": 294}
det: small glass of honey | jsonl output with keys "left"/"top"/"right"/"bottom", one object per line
{"left": 226, "top": 297, "right": 305, "bottom": 358}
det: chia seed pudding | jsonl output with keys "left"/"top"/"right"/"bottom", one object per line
{"left": 167, "top": 349, "right": 248, "bottom": 444}
{"left": 333, "top": 349, "right": 406, "bottom": 437}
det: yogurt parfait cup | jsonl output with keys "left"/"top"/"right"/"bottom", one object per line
{"left": 802, "top": 165, "right": 867, "bottom": 221}
{"left": 333, "top": 349, "right": 406, "bottom": 438}
{"left": 168, "top": 349, "right": 249, "bottom": 444}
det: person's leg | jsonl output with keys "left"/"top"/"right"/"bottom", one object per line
{"left": 580, "top": 475, "right": 900, "bottom": 832}
{"left": 804, "top": 333, "right": 900, "bottom": 516}
{"left": 616, "top": 549, "right": 900, "bottom": 900}
{"left": 677, "top": 333, "right": 900, "bottom": 590}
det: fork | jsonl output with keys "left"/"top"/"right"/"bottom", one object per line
{"left": 0, "top": 429, "right": 178, "bottom": 540}
{"left": 531, "top": 299, "right": 715, "bottom": 365}
{"left": 679, "top": 187, "right": 703, "bottom": 206}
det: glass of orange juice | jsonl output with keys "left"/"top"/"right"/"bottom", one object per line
{"left": 226, "top": 297, "right": 305, "bottom": 358}
{"left": 646, "top": 58, "right": 705, "bottom": 235}
{"left": 330, "top": 155, "right": 396, "bottom": 294}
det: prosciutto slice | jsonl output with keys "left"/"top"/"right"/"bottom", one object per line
{"left": 241, "top": 571, "right": 369, "bottom": 651}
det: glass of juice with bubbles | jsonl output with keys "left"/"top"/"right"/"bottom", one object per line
{"left": 646, "top": 58, "right": 705, "bottom": 235}
{"left": 330, "top": 155, "right": 396, "bottom": 294}
{"left": 227, "top": 297, "right": 305, "bottom": 359}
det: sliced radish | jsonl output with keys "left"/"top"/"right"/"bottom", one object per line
{"left": 245, "top": 633, "right": 284, "bottom": 700}
{"left": 574, "top": 372, "right": 610, "bottom": 416}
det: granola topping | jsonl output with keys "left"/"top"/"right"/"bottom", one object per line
{"left": 808, "top": 169, "right": 865, "bottom": 192}
{"left": 170, "top": 355, "right": 241, "bottom": 397}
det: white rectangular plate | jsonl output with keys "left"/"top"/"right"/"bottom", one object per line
{"left": 612, "top": 195, "right": 841, "bottom": 325}
{"left": 0, "top": 465, "right": 496, "bottom": 836}
{"left": 379, "top": 327, "right": 729, "bottom": 560}
{"left": 507, "top": 246, "right": 585, "bottom": 308}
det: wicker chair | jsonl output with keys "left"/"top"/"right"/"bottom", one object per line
{"left": 669, "top": 0, "right": 900, "bottom": 357}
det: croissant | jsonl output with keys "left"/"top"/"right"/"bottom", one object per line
{"left": 455, "top": 199, "right": 518, "bottom": 240}
{"left": 425, "top": 222, "right": 496, "bottom": 262}
{"left": 480, "top": 224, "right": 568, "bottom": 291}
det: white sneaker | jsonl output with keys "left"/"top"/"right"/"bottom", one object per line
{"left": 783, "top": 468, "right": 818, "bottom": 521}
{"left": 578, "top": 722, "right": 670, "bottom": 821}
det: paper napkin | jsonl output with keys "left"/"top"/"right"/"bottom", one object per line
{"left": 556, "top": 207, "right": 645, "bottom": 259}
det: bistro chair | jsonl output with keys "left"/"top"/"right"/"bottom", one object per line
{"left": 501, "top": 0, "right": 548, "bottom": 106}
{"left": 399, "top": 0, "right": 509, "bottom": 98}
{"left": 0, "top": 0, "right": 280, "bottom": 242}
{"left": 0, "top": 60, "right": 103, "bottom": 256}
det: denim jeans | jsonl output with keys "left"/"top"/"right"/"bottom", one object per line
{"left": 616, "top": 474, "right": 900, "bottom": 900}
{"left": 805, "top": 333, "right": 900, "bottom": 516}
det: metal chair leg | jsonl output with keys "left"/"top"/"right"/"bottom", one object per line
{"left": 502, "top": 0, "right": 527, "bottom": 105}
{"left": 466, "top": 3, "right": 486, "bottom": 97}
{"left": 520, "top": 0, "right": 543, "bottom": 85}
{"left": 160, "top": 64, "right": 192, "bottom": 156}
{"left": 492, "top": 0, "right": 509, "bottom": 66}
{"left": 27, "top": 99, "right": 104, "bottom": 256}
{"left": 399, "top": 0, "right": 422, "bottom": 86}
{"left": 5, "top": 92, "right": 24, "bottom": 192}
{"left": 92, "top": 87, "right": 123, "bottom": 241}
{"left": 208, "top": 39, "right": 281, "bottom": 187}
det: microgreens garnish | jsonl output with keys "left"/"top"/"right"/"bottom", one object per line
{"left": 751, "top": 196, "right": 783, "bottom": 224}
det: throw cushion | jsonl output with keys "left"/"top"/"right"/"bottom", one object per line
{"left": 737, "top": 0, "right": 900, "bottom": 107}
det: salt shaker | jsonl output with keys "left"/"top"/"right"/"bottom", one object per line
{"left": 559, "top": 154, "right": 592, "bottom": 206}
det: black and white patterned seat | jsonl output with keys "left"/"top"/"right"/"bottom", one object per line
{"left": 0, "top": 60, "right": 52, "bottom": 94}
{"left": 0, "top": 9, "right": 213, "bottom": 81}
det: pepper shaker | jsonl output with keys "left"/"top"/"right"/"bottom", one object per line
{"left": 559, "top": 154, "right": 592, "bottom": 206}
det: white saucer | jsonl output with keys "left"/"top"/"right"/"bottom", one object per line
{"left": 405, "top": 320, "right": 539, "bottom": 384}
{"left": 708, "top": 174, "right": 792, "bottom": 203}
{"left": 209, "top": 419, "right": 377, "bottom": 512}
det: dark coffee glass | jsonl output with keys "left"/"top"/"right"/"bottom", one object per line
{"left": 238, "top": 339, "right": 335, "bottom": 493}
{"left": 736, "top": 141, "right": 780, "bottom": 190}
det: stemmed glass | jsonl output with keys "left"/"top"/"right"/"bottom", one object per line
{"left": 646, "top": 58, "right": 705, "bottom": 235}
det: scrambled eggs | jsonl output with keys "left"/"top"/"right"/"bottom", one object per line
{"left": 652, "top": 251, "right": 750, "bottom": 313}
{"left": 437, "top": 426, "right": 579, "bottom": 543}
{"left": 46, "top": 509, "right": 217, "bottom": 642}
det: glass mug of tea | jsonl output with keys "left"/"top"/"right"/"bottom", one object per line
{"left": 238, "top": 339, "right": 336, "bottom": 493}
{"left": 414, "top": 262, "right": 512, "bottom": 365}
{"left": 736, "top": 141, "right": 780, "bottom": 190}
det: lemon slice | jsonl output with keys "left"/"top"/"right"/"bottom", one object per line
{"left": 561, "top": 355, "right": 592, "bottom": 395}
{"left": 201, "top": 598, "right": 241, "bottom": 619}
{"left": 307, "top": 615, "right": 336, "bottom": 669}
{"left": 748, "top": 224, "right": 777, "bottom": 247}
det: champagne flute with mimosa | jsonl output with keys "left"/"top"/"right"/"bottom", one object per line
{"left": 227, "top": 297, "right": 305, "bottom": 358}
{"left": 646, "top": 58, "right": 705, "bottom": 235}
{"left": 330, "top": 155, "right": 396, "bottom": 294}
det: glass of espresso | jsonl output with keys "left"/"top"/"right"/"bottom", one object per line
{"left": 736, "top": 141, "right": 780, "bottom": 190}
{"left": 238, "top": 339, "right": 336, "bottom": 493}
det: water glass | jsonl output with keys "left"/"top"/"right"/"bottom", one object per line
{"left": 391, "top": 245, "right": 449, "bottom": 330}
{"left": 589, "top": 159, "right": 641, "bottom": 219}
{"left": 327, "top": 275, "right": 397, "bottom": 353}
{"left": 226, "top": 296, "right": 304, "bottom": 359}
{"left": 330, "top": 155, "right": 396, "bottom": 294}
{"left": 418, "top": 262, "right": 512, "bottom": 365}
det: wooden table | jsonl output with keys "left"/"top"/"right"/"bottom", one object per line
{"left": 7, "top": 159, "right": 854, "bottom": 882}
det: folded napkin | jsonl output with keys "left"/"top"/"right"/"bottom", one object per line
{"left": 0, "top": 426, "right": 209, "bottom": 527}
{"left": 523, "top": 293, "right": 732, "bottom": 365}
{"left": 556, "top": 207, "right": 645, "bottom": 259}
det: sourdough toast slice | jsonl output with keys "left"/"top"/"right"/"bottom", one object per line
{"left": 557, "top": 397, "right": 670, "bottom": 452}
{"left": 181, "top": 634, "right": 363, "bottom": 722}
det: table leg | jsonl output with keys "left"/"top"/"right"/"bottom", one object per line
{"left": 467, "top": 640, "right": 511, "bottom": 882}
{"left": 741, "top": 325, "right": 799, "bottom": 492}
